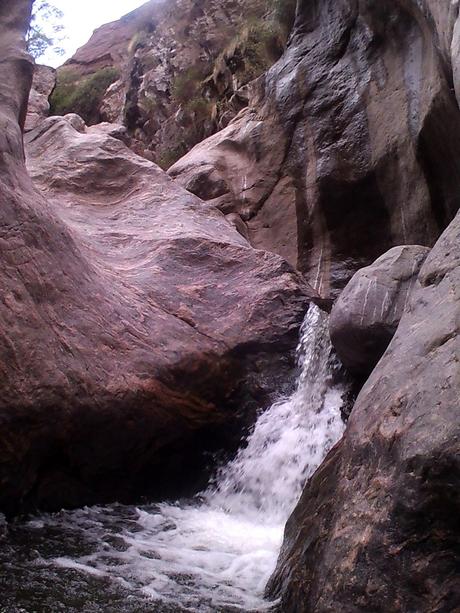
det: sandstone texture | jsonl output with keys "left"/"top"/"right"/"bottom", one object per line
{"left": 170, "top": 0, "right": 460, "bottom": 297}
{"left": 4, "top": 4, "right": 460, "bottom": 611}
{"left": 267, "top": 212, "right": 460, "bottom": 611}
{"left": 0, "top": 0, "right": 314, "bottom": 515}
{"left": 329, "top": 245, "right": 430, "bottom": 375}
{"left": 24, "top": 63, "right": 55, "bottom": 131}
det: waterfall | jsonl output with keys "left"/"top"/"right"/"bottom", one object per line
{"left": 1, "top": 305, "right": 347, "bottom": 612}
{"left": 207, "top": 304, "right": 345, "bottom": 526}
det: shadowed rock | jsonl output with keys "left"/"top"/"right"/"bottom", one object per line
{"left": 170, "top": 0, "right": 460, "bottom": 298}
{"left": 329, "top": 245, "right": 430, "bottom": 375}
{"left": 267, "top": 212, "right": 460, "bottom": 612}
{"left": 0, "top": 0, "right": 315, "bottom": 515}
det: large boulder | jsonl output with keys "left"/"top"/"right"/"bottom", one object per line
{"left": 267, "top": 212, "right": 460, "bottom": 611}
{"left": 170, "top": 0, "right": 460, "bottom": 298}
{"left": 0, "top": 0, "right": 315, "bottom": 515}
{"left": 329, "top": 245, "right": 430, "bottom": 375}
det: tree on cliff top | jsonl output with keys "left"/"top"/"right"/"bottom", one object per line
{"left": 26, "top": 0, "right": 65, "bottom": 60}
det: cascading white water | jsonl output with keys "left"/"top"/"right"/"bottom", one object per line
{"left": 23, "top": 305, "right": 347, "bottom": 612}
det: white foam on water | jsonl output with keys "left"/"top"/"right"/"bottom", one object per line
{"left": 45, "top": 305, "right": 347, "bottom": 612}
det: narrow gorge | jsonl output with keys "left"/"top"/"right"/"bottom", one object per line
{"left": 0, "top": 0, "right": 458, "bottom": 612}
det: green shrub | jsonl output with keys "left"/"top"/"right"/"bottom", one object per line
{"left": 185, "top": 96, "right": 212, "bottom": 120}
{"left": 139, "top": 92, "right": 159, "bottom": 116}
{"left": 233, "top": 21, "right": 284, "bottom": 83}
{"left": 50, "top": 67, "right": 120, "bottom": 125}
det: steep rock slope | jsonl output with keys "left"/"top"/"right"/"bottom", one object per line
{"left": 170, "top": 0, "right": 460, "bottom": 297}
{"left": 267, "top": 212, "right": 460, "bottom": 611}
{"left": 0, "top": 0, "right": 314, "bottom": 515}
{"left": 50, "top": 0, "right": 295, "bottom": 166}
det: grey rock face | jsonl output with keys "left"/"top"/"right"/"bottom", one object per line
{"left": 267, "top": 212, "right": 460, "bottom": 612}
{"left": 329, "top": 246, "right": 430, "bottom": 375}
{"left": 170, "top": 0, "right": 460, "bottom": 298}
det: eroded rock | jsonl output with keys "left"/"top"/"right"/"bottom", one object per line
{"left": 329, "top": 245, "right": 430, "bottom": 375}
{"left": 86, "top": 120, "right": 130, "bottom": 143}
{"left": 0, "top": 0, "right": 315, "bottom": 515}
{"left": 170, "top": 0, "right": 460, "bottom": 298}
{"left": 63, "top": 112, "right": 86, "bottom": 132}
{"left": 51, "top": 0, "right": 293, "bottom": 164}
{"left": 267, "top": 213, "right": 460, "bottom": 612}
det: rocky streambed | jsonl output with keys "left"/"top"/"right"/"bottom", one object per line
{"left": 0, "top": 306, "right": 347, "bottom": 612}
{"left": 0, "top": 0, "right": 459, "bottom": 611}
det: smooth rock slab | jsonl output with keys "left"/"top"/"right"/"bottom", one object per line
{"left": 0, "top": 0, "right": 315, "bottom": 515}
{"left": 24, "top": 64, "right": 55, "bottom": 131}
{"left": 329, "top": 245, "right": 430, "bottom": 375}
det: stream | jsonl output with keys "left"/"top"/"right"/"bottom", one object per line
{"left": 0, "top": 305, "right": 347, "bottom": 612}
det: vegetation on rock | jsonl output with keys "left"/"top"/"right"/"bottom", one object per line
{"left": 50, "top": 67, "right": 120, "bottom": 125}
{"left": 270, "top": 0, "right": 297, "bottom": 38}
{"left": 49, "top": 0, "right": 299, "bottom": 168}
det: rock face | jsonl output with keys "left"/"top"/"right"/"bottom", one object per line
{"left": 170, "top": 0, "right": 460, "bottom": 297}
{"left": 0, "top": 0, "right": 315, "bottom": 515}
{"left": 329, "top": 245, "right": 430, "bottom": 375}
{"left": 267, "top": 212, "right": 460, "bottom": 611}
{"left": 24, "top": 64, "right": 55, "bottom": 131}
{"left": 50, "top": 0, "right": 295, "bottom": 165}
{"left": 63, "top": 1, "right": 164, "bottom": 76}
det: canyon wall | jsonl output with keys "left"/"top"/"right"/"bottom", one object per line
{"left": 170, "top": 0, "right": 460, "bottom": 296}
{"left": 50, "top": 0, "right": 295, "bottom": 166}
{"left": 268, "top": 207, "right": 460, "bottom": 613}
{"left": 261, "top": 3, "right": 460, "bottom": 610}
{"left": 4, "top": 1, "right": 460, "bottom": 609}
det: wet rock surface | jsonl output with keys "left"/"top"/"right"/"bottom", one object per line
{"left": 329, "top": 245, "right": 430, "bottom": 375}
{"left": 0, "top": 504, "right": 245, "bottom": 613}
{"left": 0, "top": 0, "right": 314, "bottom": 515}
{"left": 267, "top": 212, "right": 460, "bottom": 612}
{"left": 170, "top": 0, "right": 460, "bottom": 297}
{"left": 3, "top": 0, "right": 460, "bottom": 611}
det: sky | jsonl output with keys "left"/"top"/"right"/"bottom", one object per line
{"left": 38, "top": 0, "right": 149, "bottom": 67}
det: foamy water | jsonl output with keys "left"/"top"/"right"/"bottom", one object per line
{"left": 0, "top": 305, "right": 347, "bottom": 612}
